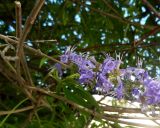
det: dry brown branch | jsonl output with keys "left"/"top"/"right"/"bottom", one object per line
{"left": 30, "top": 39, "right": 57, "bottom": 43}
{"left": 0, "top": 34, "right": 68, "bottom": 67}
{"left": 15, "top": 1, "right": 22, "bottom": 38}
{"left": 17, "top": 0, "right": 45, "bottom": 87}
{"left": 104, "top": 113, "right": 160, "bottom": 120}
{"left": 101, "top": 105, "right": 142, "bottom": 113}
{"left": 0, "top": 106, "right": 34, "bottom": 116}
{"left": 15, "top": 1, "right": 22, "bottom": 83}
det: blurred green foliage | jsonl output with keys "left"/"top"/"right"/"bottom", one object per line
{"left": 0, "top": 0, "right": 160, "bottom": 127}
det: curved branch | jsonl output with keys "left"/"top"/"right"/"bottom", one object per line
{"left": 0, "top": 106, "right": 34, "bottom": 116}
{"left": 0, "top": 34, "right": 68, "bottom": 68}
{"left": 142, "top": 0, "right": 160, "bottom": 18}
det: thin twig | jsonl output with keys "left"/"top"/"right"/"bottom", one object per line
{"left": 15, "top": 1, "right": 22, "bottom": 82}
{"left": 17, "top": 0, "right": 45, "bottom": 86}
{"left": 104, "top": 113, "right": 160, "bottom": 120}
{"left": 0, "top": 45, "right": 17, "bottom": 73}
{"left": 101, "top": 105, "right": 142, "bottom": 113}
{"left": 101, "top": 0, "right": 121, "bottom": 17}
{"left": 28, "top": 95, "right": 42, "bottom": 122}
{"left": 15, "top": 1, "right": 22, "bottom": 38}
{"left": 30, "top": 39, "right": 57, "bottom": 43}
{"left": 142, "top": 0, "right": 160, "bottom": 18}
{"left": 0, "top": 106, "right": 34, "bottom": 116}
{"left": 0, "top": 34, "right": 68, "bottom": 67}
{"left": 0, "top": 37, "right": 35, "bottom": 102}
{"left": 22, "top": 95, "right": 43, "bottom": 128}
{"left": 134, "top": 26, "right": 160, "bottom": 47}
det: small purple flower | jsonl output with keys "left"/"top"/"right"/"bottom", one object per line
{"left": 96, "top": 73, "right": 113, "bottom": 92}
{"left": 120, "top": 69, "right": 132, "bottom": 79}
{"left": 79, "top": 69, "right": 95, "bottom": 84}
{"left": 69, "top": 53, "right": 83, "bottom": 65}
{"left": 116, "top": 77, "right": 123, "bottom": 99}
{"left": 85, "top": 60, "right": 96, "bottom": 69}
{"left": 134, "top": 68, "right": 146, "bottom": 82}
{"left": 55, "top": 63, "right": 63, "bottom": 76}
{"left": 101, "top": 57, "right": 117, "bottom": 73}
{"left": 60, "top": 55, "right": 69, "bottom": 63}
{"left": 132, "top": 88, "right": 140, "bottom": 96}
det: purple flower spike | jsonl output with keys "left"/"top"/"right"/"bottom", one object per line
{"left": 102, "top": 80, "right": 113, "bottom": 92}
{"left": 132, "top": 88, "right": 140, "bottom": 96}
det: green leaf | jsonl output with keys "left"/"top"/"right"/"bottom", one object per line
{"left": 62, "top": 10, "right": 68, "bottom": 26}
{"left": 39, "top": 57, "right": 48, "bottom": 68}
{"left": 63, "top": 79, "right": 99, "bottom": 110}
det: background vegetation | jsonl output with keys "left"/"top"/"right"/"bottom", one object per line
{"left": 0, "top": 0, "right": 159, "bottom": 127}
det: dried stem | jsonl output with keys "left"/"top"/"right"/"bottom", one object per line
{"left": 104, "top": 113, "right": 160, "bottom": 120}
{"left": 15, "top": 1, "right": 22, "bottom": 82}
{"left": 0, "top": 106, "right": 34, "bottom": 116}
{"left": 0, "top": 34, "right": 68, "bottom": 67}
{"left": 101, "top": 105, "right": 142, "bottom": 113}
{"left": 15, "top": 1, "right": 22, "bottom": 38}
{"left": 30, "top": 39, "right": 57, "bottom": 43}
{"left": 17, "top": 0, "right": 45, "bottom": 86}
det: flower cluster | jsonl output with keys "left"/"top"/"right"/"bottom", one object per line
{"left": 58, "top": 46, "right": 160, "bottom": 107}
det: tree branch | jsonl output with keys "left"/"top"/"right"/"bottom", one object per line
{"left": 17, "top": 0, "right": 45, "bottom": 86}
{"left": 0, "top": 106, "right": 34, "bottom": 116}
{"left": 0, "top": 34, "right": 68, "bottom": 68}
{"left": 15, "top": 1, "right": 22, "bottom": 85}
{"left": 134, "top": 26, "right": 160, "bottom": 47}
{"left": 15, "top": 1, "right": 22, "bottom": 38}
{"left": 101, "top": 0, "right": 121, "bottom": 17}
{"left": 142, "top": 0, "right": 160, "bottom": 18}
